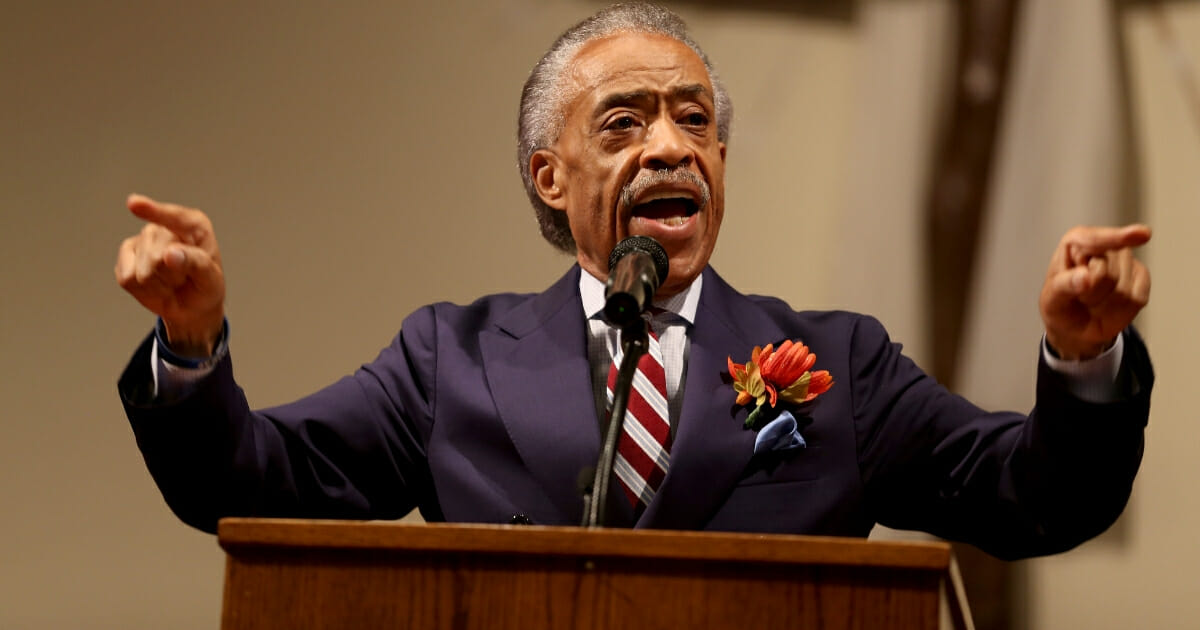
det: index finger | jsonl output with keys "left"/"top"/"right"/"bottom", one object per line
{"left": 1067, "top": 224, "right": 1151, "bottom": 264}
{"left": 126, "top": 193, "right": 208, "bottom": 240}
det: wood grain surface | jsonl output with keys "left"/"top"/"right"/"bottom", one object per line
{"left": 219, "top": 520, "right": 956, "bottom": 630}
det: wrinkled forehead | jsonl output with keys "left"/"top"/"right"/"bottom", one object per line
{"left": 559, "top": 32, "right": 715, "bottom": 117}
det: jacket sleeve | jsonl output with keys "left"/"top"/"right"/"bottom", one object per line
{"left": 118, "top": 307, "right": 441, "bottom": 534}
{"left": 851, "top": 315, "right": 1152, "bottom": 559}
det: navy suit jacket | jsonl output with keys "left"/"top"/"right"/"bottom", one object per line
{"left": 120, "top": 266, "right": 1152, "bottom": 559}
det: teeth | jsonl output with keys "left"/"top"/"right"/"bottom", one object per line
{"left": 642, "top": 190, "right": 694, "bottom": 203}
{"left": 656, "top": 216, "right": 687, "bottom": 227}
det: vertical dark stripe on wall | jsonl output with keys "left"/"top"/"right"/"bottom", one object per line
{"left": 924, "top": 1, "right": 1024, "bottom": 629}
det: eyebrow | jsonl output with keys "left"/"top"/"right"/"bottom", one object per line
{"left": 593, "top": 83, "right": 713, "bottom": 117}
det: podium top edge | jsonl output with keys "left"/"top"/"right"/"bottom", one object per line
{"left": 217, "top": 518, "right": 952, "bottom": 570}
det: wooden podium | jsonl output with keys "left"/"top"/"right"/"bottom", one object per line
{"left": 218, "top": 518, "right": 973, "bottom": 630}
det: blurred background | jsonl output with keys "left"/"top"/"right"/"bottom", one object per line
{"left": 2, "top": 0, "right": 1197, "bottom": 627}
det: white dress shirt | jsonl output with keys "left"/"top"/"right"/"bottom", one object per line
{"left": 580, "top": 270, "right": 701, "bottom": 433}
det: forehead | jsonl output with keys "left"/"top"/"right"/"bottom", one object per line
{"left": 562, "top": 32, "right": 713, "bottom": 108}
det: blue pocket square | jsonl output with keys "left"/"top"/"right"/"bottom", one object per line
{"left": 753, "top": 410, "right": 807, "bottom": 455}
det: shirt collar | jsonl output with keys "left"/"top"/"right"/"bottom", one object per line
{"left": 579, "top": 266, "right": 702, "bottom": 325}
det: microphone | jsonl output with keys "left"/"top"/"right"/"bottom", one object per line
{"left": 604, "top": 236, "right": 669, "bottom": 327}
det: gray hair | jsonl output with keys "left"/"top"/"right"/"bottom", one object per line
{"left": 517, "top": 3, "right": 733, "bottom": 253}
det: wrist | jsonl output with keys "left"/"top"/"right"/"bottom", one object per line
{"left": 1044, "top": 332, "right": 1116, "bottom": 361}
{"left": 155, "top": 317, "right": 229, "bottom": 370}
{"left": 161, "top": 315, "right": 225, "bottom": 358}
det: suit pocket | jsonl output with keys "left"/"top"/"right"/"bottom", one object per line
{"left": 736, "top": 446, "right": 823, "bottom": 486}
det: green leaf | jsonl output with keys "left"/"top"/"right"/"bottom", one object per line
{"left": 777, "top": 371, "right": 811, "bottom": 405}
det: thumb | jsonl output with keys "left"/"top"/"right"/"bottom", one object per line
{"left": 1045, "top": 266, "right": 1089, "bottom": 308}
{"left": 164, "top": 247, "right": 187, "bottom": 268}
{"left": 161, "top": 243, "right": 223, "bottom": 292}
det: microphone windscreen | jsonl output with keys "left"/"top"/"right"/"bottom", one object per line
{"left": 607, "top": 236, "right": 669, "bottom": 284}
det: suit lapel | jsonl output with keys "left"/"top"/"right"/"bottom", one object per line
{"left": 640, "top": 268, "right": 789, "bottom": 529}
{"left": 479, "top": 267, "right": 630, "bottom": 525}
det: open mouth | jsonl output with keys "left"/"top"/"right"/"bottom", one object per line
{"left": 630, "top": 191, "right": 700, "bottom": 227}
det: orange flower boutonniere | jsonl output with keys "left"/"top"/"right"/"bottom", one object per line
{"left": 728, "top": 340, "right": 833, "bottom": 430}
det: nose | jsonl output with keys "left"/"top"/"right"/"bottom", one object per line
{"left": 640, "top": 117, "right": 694, "bottom": 170}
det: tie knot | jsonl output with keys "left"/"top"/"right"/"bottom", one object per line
{"left": 647, "top": 306, "right": 676, "bottom": 325}
{"left": 646, "top": 307, "right": 681, "bottom": 337}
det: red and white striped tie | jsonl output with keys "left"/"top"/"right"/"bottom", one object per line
{"left": 606, "top": 321, "right": 671, "bottom": 509}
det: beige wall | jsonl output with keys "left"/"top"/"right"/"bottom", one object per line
{"left": 0, "top": 1, "right": 1195, "bottom": 628}
{"left": 1025, "top": 3, "right": 1200, "bottom": 628}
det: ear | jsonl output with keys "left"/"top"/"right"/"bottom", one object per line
{"left": 530, "top": 149, "right": 568, "bottom": 211}
{"left": 719, "top": 141, "right": 727, "bottom": 163}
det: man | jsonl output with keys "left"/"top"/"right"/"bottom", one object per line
{"left": 116, "top": 4, "right": 1152, "bottom": 560}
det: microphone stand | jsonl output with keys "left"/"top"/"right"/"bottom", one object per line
{"left": 581, "top": 317, "right": 649, "bottom": 528}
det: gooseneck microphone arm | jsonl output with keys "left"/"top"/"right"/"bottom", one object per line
{"left": 581, "top": 236, "right": 669, "bottom": 528}
{"left": 582, "top": 319, "right": 649, "bottom": 528}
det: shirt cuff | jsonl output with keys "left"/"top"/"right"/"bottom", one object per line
{"left": 1041, "top": 332, "right": 1124, "bottom": 403}
{"left": 150, "top": 318, "right": 229, "bottom": 401}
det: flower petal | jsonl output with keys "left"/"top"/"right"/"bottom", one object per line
{"left": 754, "top": 344, "right": 774, "bottom": 367}
{"left": 797, "top": 349, "right": 817, "bottom": 374}
{"left": 760, "top": 341, "right": 816, "bottom": 390}
{"left": 727, "top": 357, "right": 746, "bottom": 380}
{"left": 807, "top": 370, "right": 834, "bottom": 397}
{"left": 761, "top": 340, "right": 790, "bottom": 370}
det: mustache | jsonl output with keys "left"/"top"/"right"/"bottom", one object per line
{"left": 619, "top": 168, "right": 710, "bottom": 211}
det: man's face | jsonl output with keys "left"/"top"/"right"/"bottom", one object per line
{"left": 531, "top": 32, "right": 726, "bottom": 297}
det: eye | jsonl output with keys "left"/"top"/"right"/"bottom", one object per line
{"left": 682, "top": 112, "right": 709, "bottom": 127}
{"left": 605, "top": 114, "right": 639, "bottom": 131}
